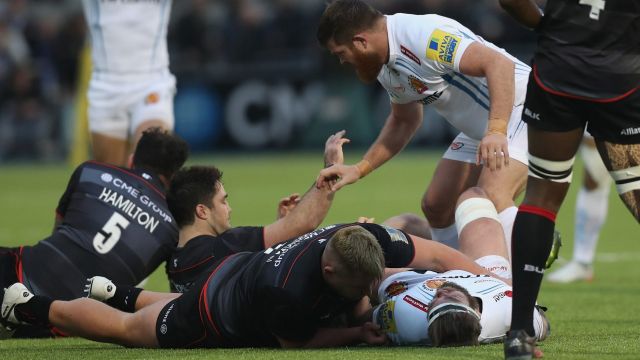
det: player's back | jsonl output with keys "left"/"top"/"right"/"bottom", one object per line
{"left": 21, "top": 161, "right": 178, "bottom": 300}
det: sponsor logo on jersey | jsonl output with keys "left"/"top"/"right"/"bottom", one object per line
{"left": 424, "top": 279, "right": 447, "bottom": 289}
{"left": 408, "top": 75, "right": 429, "bottom": 94}
{"left": 101, "top": 173, "right": 113, "bottom": 182}
{"left": 620, "top": 127, "right": 640, "bottom": 136}
{"left": 403, "top": 295, "right": 429, "bottom": 313}
{"left": 385, "top": 281, "right": 408, "bottom": 297}
{"left": 145, "top": 92, "right": 160, "bottom": 105}
{"left": 376, "top": 301, "right": 398, "bottom": 333}
{"left": 450, "top": 142, "right": 464, "bottom": 150}
{"left": 419, "top": 90, "right": 443, "bottom": 105}
{"left": 523, "top": 107, "right": 541, "bottom": 121}
{"left": 401, "top": 45, "right": 421, "bottom": 65}
{"left": 492, "top": 290, "right": 513, "bottom": 302}
{"left": 426, "top": 29, "right": 461, "bottom": 66}
{"left": 381, "top": 225, "right": 409, "bottom": 244}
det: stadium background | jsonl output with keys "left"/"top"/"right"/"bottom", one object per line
{"left": 0, "top": 1, "right": 639, "bottom": 359}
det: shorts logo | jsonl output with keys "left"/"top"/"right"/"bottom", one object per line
{"left": 403, "top": 295, "right": 429, "bottom": 313}
{"left": 160, "top": 323, "right": 168, "bottom": 334}
{"left": 620, "top": 127, "right": 640, "bottom": 136}
{"left": 419, "top": 90, "right": 443, "bottom": 105}
{"left": 408, "top": 75, "right": 429, "bottom": 94}
{"left": 385, "top": 281, "right": 408, "bottom": 297}
{"left": 424, "top": 279, "right": 447, "bottom": 289}
{"left": 145, "top": 92, "right": 160, "bottom": 105}
{"left": 426, "top": 29, "right": 461, "bottom": 66}
{"left": 450, "top": 142, "right": 464, "bottom": 150}
{"left": 523, "top": 108, "right": 540, "bottom": 121}
{"left": 401, "top": 45, "right": 421, "bottom": 65}
{"left": 100, "top": 173, "right": 113, "bottom": 183}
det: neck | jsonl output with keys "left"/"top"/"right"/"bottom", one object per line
{"left": 178, "top": 223, "right": 218, "bottom": 247}
{"left": 379, "top": 17, "right": 389, "bottom": 64}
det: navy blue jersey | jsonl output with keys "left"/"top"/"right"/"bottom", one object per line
{"left": 534, "top": 0, "right": 640, "bottom": 99}
{"left": 167, "top": 226, "right": 265, "bottom": 293}
{"left": 21, "top": 161, "right": 178, "bottom": 300}
{"left": 197, "top": 223, "right": 416, "bottom": 347}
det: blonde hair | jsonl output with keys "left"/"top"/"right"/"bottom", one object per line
{"left": 327, "top": 225, "right": 385, "bottom": 280}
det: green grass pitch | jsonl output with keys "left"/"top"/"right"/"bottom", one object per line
{"left": 0, "top": 151, "right": 639, "bottom": 359}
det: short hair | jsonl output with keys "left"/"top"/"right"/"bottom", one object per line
{"left": 327, "top": 225, "right": 385, "bottom": 281}
{"left": 317, "top": 0, "right": 383, "bottom": 47}
{"left": 166, "top": 166, "right": 223, "bottom": 228}
{"left": 132, "top": 127, "right": 189, "bottom": 179}
{"left": 427, "top": 282, "right": 482, "bottom": 347}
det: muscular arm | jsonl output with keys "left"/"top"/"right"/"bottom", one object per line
{"left": 263, "top": 184, "right": 335, "bottom": 248}
{"left": 407, "top": 234, "right": 491, "bottom": 275}
{"left": 499, "top": 0, "right": 543, "bottom": 29}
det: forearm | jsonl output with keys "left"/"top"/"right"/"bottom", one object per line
{"left": 499, "top": 0, "right": 543, "bottom": 29}
{"left": 408, "top": 235, "right": 489, "bottom": 275}
{"left": 485, "top": 56, "right": 515, "bottom": 135}
{"left": 362, "top": 112, "right": 421, "bottom": 172}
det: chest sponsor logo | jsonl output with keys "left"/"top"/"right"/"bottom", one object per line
{"left": 401, "top": 45, "right": 421, "bottom": 65}
{"left": 419, "top": 90, "right": 443, "bottom": 105}
{"left": 385, "top": 281, "right": 408, "bottom": 297}
{"left": 450, "top": 142, "right": 464, "bottom": 150}
{"left": 403, "top": 295, "right": 429, "bottom": 313}
{"left": 493, "top": 290, "right": 513, "bottom": 302}
{"left": 408, "top": 75, "right": 429, "bottom": 94}
{"left": 426, "top": 29, "right": 461, "bottom": 66}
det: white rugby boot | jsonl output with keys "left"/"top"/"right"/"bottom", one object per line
{"left": 546, "top": 261, "right": 594, "bottom": 283}
{"left": 84, "top": 276, "right": 116, "bottom": 302}
{"left": 1, "top": 283, "right": 34, "bottom": 325}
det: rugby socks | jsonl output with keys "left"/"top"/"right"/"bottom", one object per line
{"left": 498, "top": 206, "right": 518, "bottom": 260}
{"left": 430, "top": 224, "right": 459, "bottom": 249}
{"left": 573, "top": 186, "right": 609, "bottom": 265}
{"left": 14, "top": 296, "right": 53, "bottom": 326}
{"left": 510, "top": 205, "right": 556, "bottom": 336}
{"left": 105, "top": 285, "right": 143, "bottom": 313}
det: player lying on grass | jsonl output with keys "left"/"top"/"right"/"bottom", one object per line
{"left": 366, "top": 187, "right": 550, "bottom": 348}
{"left": 1, "top": 218, "right": 497, "bottom": 347}
{"left": 165, "top": 130, "right": 350, "bottom": 292}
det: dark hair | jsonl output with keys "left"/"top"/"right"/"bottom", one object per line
{"left": 166, "top": 166, "right": 223, "bottom": 228}
{"left": 428, "top": 282, "right": 482, "bottom": 347}
{"left": 132, "top": 127, "right": 189, "bottom": 179}
{"left": 317, "top": 0, "right": 383, "bottom": 47}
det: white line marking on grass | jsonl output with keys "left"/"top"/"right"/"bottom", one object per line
{"left": 595, "top": 252, "right": 640, "bottom": 262}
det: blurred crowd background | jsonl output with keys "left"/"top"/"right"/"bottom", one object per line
{"left": 0, "top": 0, "right": 540, "bottom": 162}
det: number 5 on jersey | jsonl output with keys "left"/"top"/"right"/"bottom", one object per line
{"left": 93, "top": 212, "right": 130, "bottom": 254}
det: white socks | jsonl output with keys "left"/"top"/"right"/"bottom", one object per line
{"left": 498, "top": 206, "right": 518, "bottom": 260}
{"left": 573, "top": 185, "right": 610, "bottom": 264}
{"left": 430, "top": 224, "right": 459, "bottom": 249}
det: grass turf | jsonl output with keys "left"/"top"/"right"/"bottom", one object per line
{"left": 0, "top": 150, "right": 639, "bottom": 359}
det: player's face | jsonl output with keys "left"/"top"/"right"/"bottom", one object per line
{"left": 327, "top": 39, "right": 383, "bottom": 84}
{"left": 326, "top": 271, "right": 377, "bottom": 301}
{"left": 208, "top": 183, "right": 232, "bottom": 234}
{"left": 428, "top": 285, "right": 471, "bottom": 309}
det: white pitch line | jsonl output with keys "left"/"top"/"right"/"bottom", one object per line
{"left": 595, "top": 252, "right": 640, "bottom": 263}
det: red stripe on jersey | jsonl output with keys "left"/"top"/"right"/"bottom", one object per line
{"left": 86, "top": 160, "right": 166, "bottom": 199}
{"left": 167, "top": 255, "right": 215, "bottom": 273}
{"left": 17, "top": 246, "right": 24, "bottom": 283}
{"left": 281, "top": 240, "right": 317, "bottom": 288}
{"left": 518, "top": 205, "right": 556, "bottom": 222}
{"left": 534, "top": 65, "right": 638, "bottom": 103}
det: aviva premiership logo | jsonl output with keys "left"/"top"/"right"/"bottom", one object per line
{"left": 426, "top": 29, "right": 461, "bottom": 66}
{"left": 408, "top": 75, "right": 429, "bottom": 94}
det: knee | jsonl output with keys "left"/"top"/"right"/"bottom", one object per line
{"left": 422, "top": 192, "right": 455, "bottom": 226}
{"left": 456, "top": 186, "right": 488, "bottom": 206}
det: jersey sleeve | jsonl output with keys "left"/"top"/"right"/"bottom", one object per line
{"left": 423, "top": 25, "right": 475, "bottom": 73}
{"left": 219, "top": 226, "right": 266, "bottom": 252}
{"left": 256, "top": 286, "right": 319, "bottom": 342}
{"left": 359, "top": 223, "right": 415, "bottom": 267}
{"left": 55, "top": 163, "right": 85, "bottom": 218}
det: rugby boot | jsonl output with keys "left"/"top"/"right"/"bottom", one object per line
{"left": 504, "top": 329, "right": 544, "bottom": 359}
{"left": 546, "top": 261, "right": 593, "bottom": 283}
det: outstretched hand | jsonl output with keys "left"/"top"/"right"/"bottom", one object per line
{"left": 316, "top": 164, "right": 361, "bottom": 192}
{"left": 360, "top": 322, "right": 388, "bottom": 345}
{"left": 476, "top": 132, "right": 509, "bottom": 171}
{"left": 324, "top": 129, "right": 350, "bottom": 167}
{"left": 276, "top": 193, "right": 301, "bottom": 219}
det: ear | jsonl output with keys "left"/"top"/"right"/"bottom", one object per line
{"left": 195, "top": 204, "right": 209, "bottom": 220}
{"left": 323, "top": 264, "right": 336, "bottom": 276}
{"left": 351, "top": 33, "right": 368, "bottom": 50}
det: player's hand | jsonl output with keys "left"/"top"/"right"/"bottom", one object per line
{"left": 476, "top": 132, "right": 509, "bottom": 171}
{"left": 276, "top": 193, "right": 301, "bottom": 219}
{"left": 360, "top": 322, "right": 388, "bottom": 345}
{"left": 324, "top": 130, "right": 350, "bottom": 167}
{"left": 357, "top": 216, "right": 375, "bottom": 223}
{"left": 315, "top": 164, "right": 361, "bottom": 192}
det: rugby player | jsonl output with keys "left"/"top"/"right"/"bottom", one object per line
{"left": 1, "top": 221, "right": 494, "bottom": 348}
{"left": 82, "top": 0, "right": 177, "bottom": 166}
{"left": 315, "top": 0, "right": 530, "bottom": 255}
{"left": 0, "top": 127, "right": 188, "bottom": 337}
{"left": 498, "top": 1, "right": 640, "bottom": 358}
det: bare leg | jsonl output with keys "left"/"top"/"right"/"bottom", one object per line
{"left": 135, "top": 291, "right": 180, "bottom": 311}
{"left": 382, "top": 213, "right": 432, "bottom": 239}
{"left": 595, "top": 141, "right": 640, "bottom": 221}
{"left": 49, "top": 297, "right": 171, "bottom": 347}
{"left": 91, "top": 132, "right": 128, "bottom": 166}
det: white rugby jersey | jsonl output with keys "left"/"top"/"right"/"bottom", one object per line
{"left": 82, "top": 0, "right": 172, "bottom": 74}
{"left": 378, "top": 14, "right": 530, "bottom": 140}
{"left": 372, "top": 270, "right": 545, "bottom": 345}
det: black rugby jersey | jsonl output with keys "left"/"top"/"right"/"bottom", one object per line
{"left": 534, "top": 0, "right": 640, "bottom": 99}
{"left": 197, "top": 223, "right": 416, "bottom": 347}
{"left": 21, "top": 161, "right": 178, "bottom": 300}
{"left": 167, "top": 226, "right": 265, "bottom": 293}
